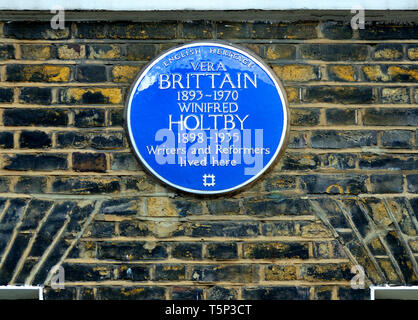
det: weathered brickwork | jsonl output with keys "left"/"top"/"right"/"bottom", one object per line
{"left": 0, "top": 17, "right": 417, "bottom": 300}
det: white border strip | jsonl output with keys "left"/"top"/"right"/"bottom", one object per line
{"left": 0, "top": 285, "right": 43, "bottom": 300}
{"left": 0, "top": 0, "right": 417, "bottom": 11}
{"left": 126, "top": 41, "right": 288, "bottom": 195}
{"left": 370, "top": 285, "right": 418, "bottom": 300}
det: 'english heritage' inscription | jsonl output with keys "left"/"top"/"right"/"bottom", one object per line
{"left": 126, "top": 42, "right": 289, "bottom": 194}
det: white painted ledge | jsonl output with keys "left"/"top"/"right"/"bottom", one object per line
{"left": 0, "top": 0, "right": 417, "bottom": 11}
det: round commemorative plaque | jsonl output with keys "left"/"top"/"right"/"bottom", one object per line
{"left": 126, "top": 41, "right": 289, "bottom": 194}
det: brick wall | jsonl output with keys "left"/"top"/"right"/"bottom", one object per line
{"left": 0, "top": 15, "right": 417, "bottom": 300}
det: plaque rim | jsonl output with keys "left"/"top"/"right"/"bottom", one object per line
{"left": 125, "top": 40, "right": 290, "bottom": 195}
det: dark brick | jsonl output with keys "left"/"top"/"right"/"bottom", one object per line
{"left": 4, "top": 22, "right": 70, "bottom": 39}
{"left": 0, "top": 44, "right": 15, "bottom": 60}
{"left": 117, "top": 265, "right": 150, "bottom": 281}
{"left": 370, "top": 175, "right": 403, "bottom": 193}
{"left": 78, "top": 288, "right": 95, "bottom": 300}
{"left": 287, "top": 132, "right": 307, "bottom": 149}
{"left": 265, "top": 175, "right": 297, "bottom": 192}
{"left": 76, "top": 22, "right": 108, "bottom": 39}
{"left": 97, "top": 286, "right": 165, "bottom": 300}
{"left": 51, "top": 177, "right": 120, "bottom": 194}
{"left": 108, "top": 22, "right": 177, "bottom": 40}
{"left": 61, "top": 263, "right": 112, "bottom": 282}
{"left": 279, "top": 153, "right": 320, "bottom": 170}
{"left": 119, "top": 220, "right": 150, "bottom": 237}
{"left": 86, "top": 221, "right": 115, "bottom": 238}
{"left": 155, "top": 265, "right": 185, "bottom": 281}
{"left": 20, "top": 200, "right": 53, "bottom": 231}
{"left": 312, "top": 242, "right": 330, "bottom": 259}
{"left": 56, "top": 132, "right": 89, "bottom": 149}
{"left": 381, "top": 130, "right": 412, "bottom": 148}
{"left": 123, "top": 176, "right": 154, "bottom": 193}
{"left": 305, "top": 86, "right": 374, "bottom": 104}
{"left": 206, "top": 199, "right": 240, "bottom": 215}
{"left": 76, "top": 65, "right": 107, "bottom": 82}
{"left": 300, "top": 44, "right": 368, "bottom": 61}
{"left": 0, "top": 199, "right": 27, "bottom": 232}
{"left": 44, "top": 288, "right": 76, "bottom": 300}
{"left": 187, "top": 221, "right": 259, "bottom": 238}
{"left": 172, "top": 287, "right": 203, "bottom": 300}
{"left": 0, "top": 132, "right": 13, "bottom": 149}
{"left": 300, "top": 263, "right": 352, "bottom": 281}
{"left": 124, "top": 44, "right": 156, "bottom": 61}
{"left": 262, "top": 221, "right": 296, "bottom": 237}
{"left": 74, "top": 109, "right": 106, "bottom": 128}
{"left": 0, "top": 88, "right": 14, "bottom": 103}
{"left": 314, "top": 287, "right": 333, "bottom": 300}
{"left": 111, "top": 153, "right": 141, "bottom": 171}
{"left": 33, "top": 240, "right": 70, "bottom": 282}
{"left": 322, "top": 153, "right": 356, "bottom": 170}
{"left": 311, "top": 130, "right": 377, "bottom": 149}
{"left": 173, "top": 199, "right": 203, "bottom": 216}
{"left": 72, "top": 152, "right": 106, "bottom": 172}
{"left": 244, "top": 196, "right": 313, "bottom": 216}
{"left": 326, "top": 109, "right": 357, "bottom": 125}
{"left": 191, "top": 265, "right": 257, "bottom": 283}
{"left": 407, "top": 175, "right": 418, "bottom": 193}
{"left": 301, "top": 174, "right": 367, "bottom": 195}
{"left": 182, "top": 21, "right": 213, "bottom": 39}
{"left": 363, "top": 109, "right": 418, "bottom": 126}
{"left": 217, "top": 22, "right": 250, "bottom": 39}
{"left": 207, "top": 286, "right": 238, "bottom": 300}
{"left": 97, "top": 242, "right": 168, "bottom": 261}
{"left": 243, "top": 286, "right": 310, "bottom": 300}
{"left": 3, "top": 154, "right": 67, "bottom": 171}
{"left": 0, "top": 233, "right": 31, "bottom": 285}
{"left": 3, "top": 109, "right": 67, "bottom": 127}
{"left": 66, "top": 201, "right": 95, "bottom": 233}
{"left": 14, "top": 176, "right": 47, "bottom": 194}
{"left": 321, "top": 22, "right": 353, "bottom": 39}
{"left": 359, "top": 154, "right": 417, "bottom": 170}
{"left": 13, "top": 258, "right": 38, "bottom": 285}
{"left": 19, "top": 131, "right": 52, "bottom": 149}
{"left": 290, "top": 108, "right": 320, "bottom": 126}
{"left": 171, "top": 243, "right": 202, "bottom": 260}
{"left": 100, "top": 198, "right": 139, "bottom": 216}
{"left": 19, "top": 87, "right": 52, "bottom": 105}
{"left": 109, "top": 108, "right": 124, "bottom": 126}
{"left": 338, "top": 287, "right": 370, "bottom": 300}
{"left": 207, "top": 243, "right": 238, "bottom": 260}
{"left": 251, "top": 21, "right": 317, "bottom": 39}
{"left": 384, "top": 231, "right": 415, "bottom": 283}
{"left": 6, "top": 65, "right": 70, "bottom": 83}
{"left": 29, "top": 201, "right": 75, "bottom": 256}
{"left": 91, "top": 132, "right": 124, "bottom": 149}
{"left": 0, "top": 177, "right": 10, "bottom": 192}
{"left": 359, "top": 22, "right": 418, "bottom": 40}
{"left": 243, "top": 242, "right": 309, "bottom": 259}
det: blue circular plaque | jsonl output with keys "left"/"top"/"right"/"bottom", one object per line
{"left": 126, "top": 41, "right": 289, "bottom": 194}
